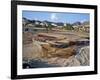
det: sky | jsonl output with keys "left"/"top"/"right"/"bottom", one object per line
{"left": 22, "top": 10, "right": 90, "bottom": 24}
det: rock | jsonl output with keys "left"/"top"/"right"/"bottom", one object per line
{"left": 56, "top": 58, "right": 67, "bottom": 66}
{"left": 23, "top": 32, "right": 33, "bottom": 44}
{"left": 75, "top": 46, "right": 89, "bottom": 65}
{"left": 41, "top": 46, "right": 89, "bottom": 67}
{"left": 76, "top": 39, "right": 89, "bottom": 45}
{"left": 65, "top": 57, "right": 81, "bottom": 66}
{"left": 37, "top": 33, "right": 66, "bottom": 40}
{"left": 54, "top": 56, "right": 80, "bottom": 67}
{"left": 40, "top": 42, "right": 56, "bottom": 58}
{"left": 42, "top": 56, "right": 80, "bottom": 67}
{"left": 41, "top": 43, "right": 52, "bottom": 51}
{"left": 23, "top": 40, "right": 43, "bottom": 60}
{"left": 47, "top": 57, "right": 59, "bottom": 64}
{"left": 23, "top": 39, "right": 89, "bottom": 67}
{"left": 51, "top": 47, "right": 76, "bottom": 58}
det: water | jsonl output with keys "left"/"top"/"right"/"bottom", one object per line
{"left": 23, "top": 59, "right": 60, "bottom": 69}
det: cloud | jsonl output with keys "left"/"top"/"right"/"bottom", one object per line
{"left": 81, "top": 19, "right": 89, "bottom": 23}
{"left": 51, "top": 13, "right": 57, "bottom": 21}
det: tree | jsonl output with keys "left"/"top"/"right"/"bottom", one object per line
{"left": 48, "top": 24, "right": 55, "bottom": 31}
{"left": 63, "top": 23, "right": 74, "bottom": 30}
{"left": 43, "top": 23, "right": 49, "bottom": 33}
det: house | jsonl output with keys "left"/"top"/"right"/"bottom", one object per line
{"left": 23, "top": 25, "right": 46, "bottom": 34}
{"left": 64, "top": 23, "right": 67, "bottom": 26}
{"left": 73, "top": 25, "right": 89, "bottom": 32}
{"left": 82, "top": 25, "right": 90, "bottom": 33}
{"left": 51, "top": 23, "right": 57, "bottom": 27}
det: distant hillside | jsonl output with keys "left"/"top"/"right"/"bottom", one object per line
{"left": 23, "top": 17, "right": 89, "bottom": 27}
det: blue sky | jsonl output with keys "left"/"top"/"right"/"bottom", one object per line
{"left": 22, "top": 11, "right": 90, "bottom": 24}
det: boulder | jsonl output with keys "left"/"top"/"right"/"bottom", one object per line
{"left": 65, "top": 57, "right": 81, "bottom": 66}
{"left": 42, "top": 56, "right": 80, "bottom": 67}
{"left": 75, "top": 46, "right": 90, "bottom": 65}
{"left": 40, "top": 46, "right": 89, "bottom": 67}
{"left": 37, "top": 33, "right": 66, "bottom": 40}
{"left": 51, "top": 47, "right": 76, "bottom": 58}
{"left": 23, "top": 40, "right": 43, "bottom": 60}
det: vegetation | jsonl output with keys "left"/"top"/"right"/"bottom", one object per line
{"left": 44, "top": 24, "right": 56, "bottom": 32}
{"left": 23, "top": 17, "right": 89, "bottom": 33}
{"left": 63, "top": 24, "right": 74, "bottom": 30}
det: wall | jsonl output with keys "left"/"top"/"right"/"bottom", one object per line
{"left": 0, "top": 0, "right": 99, "bottom": 80}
